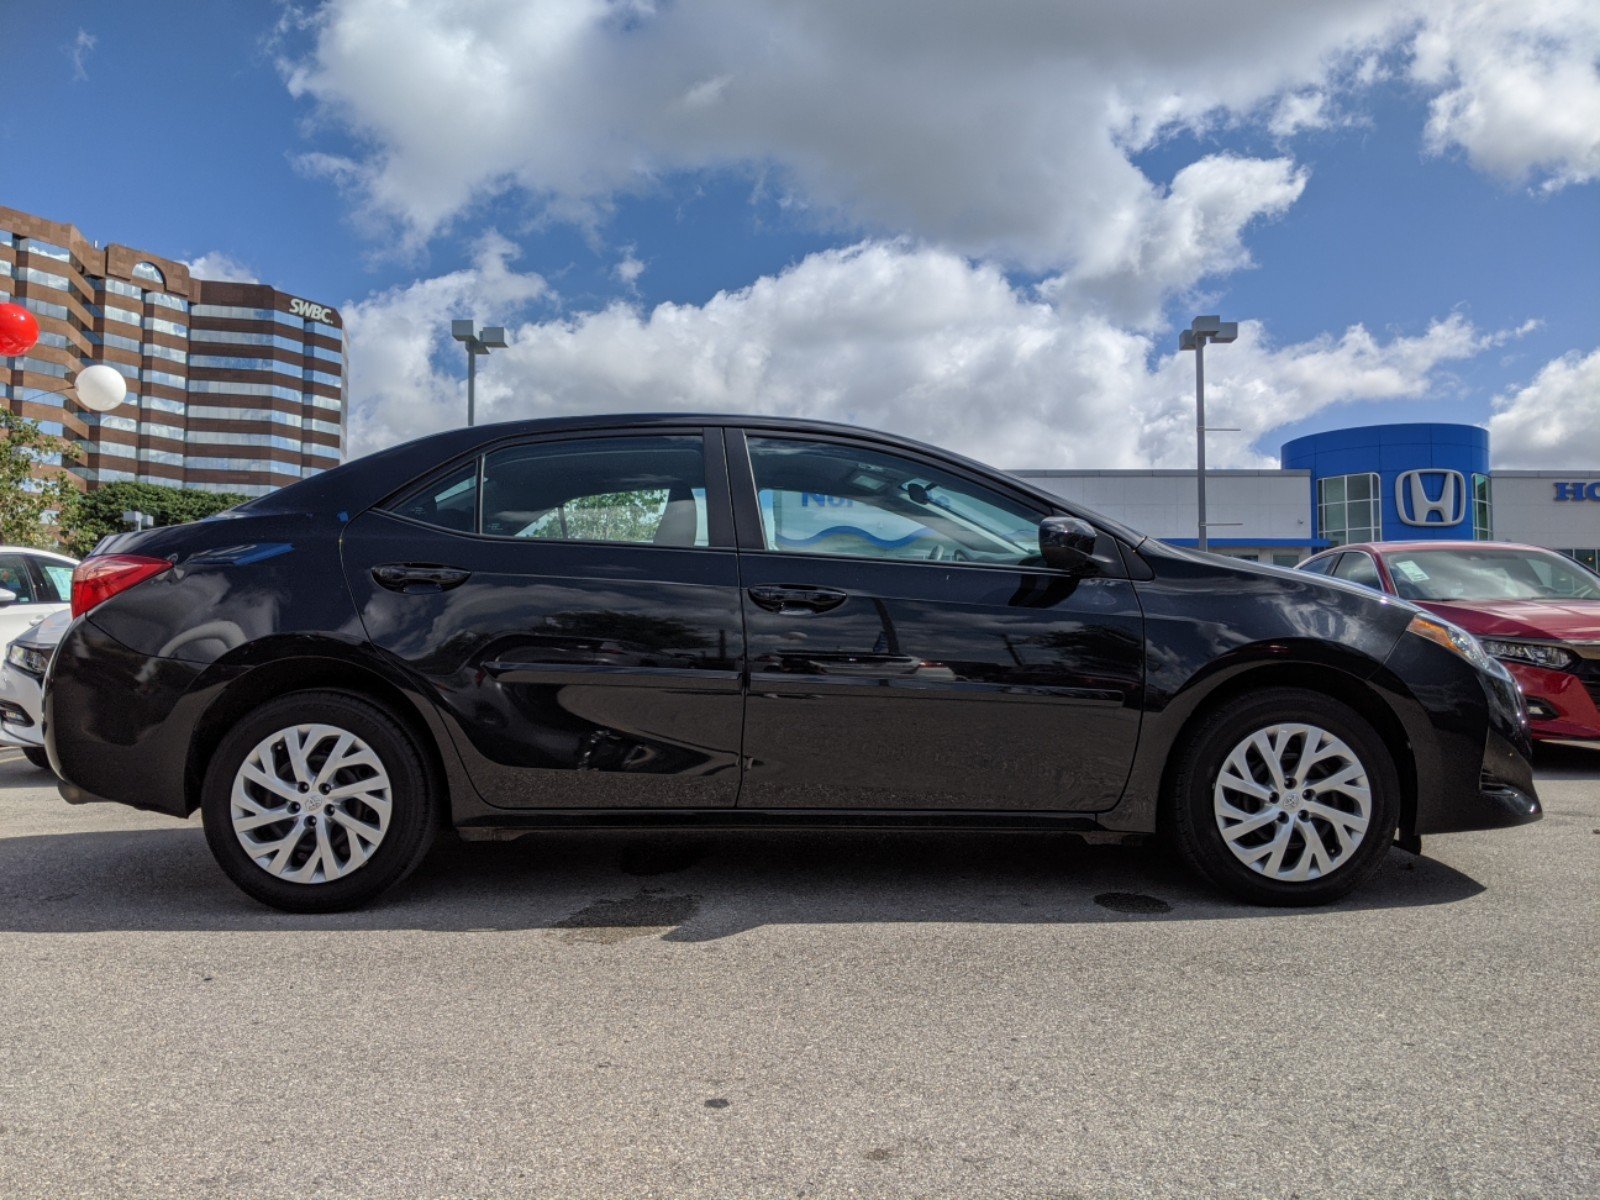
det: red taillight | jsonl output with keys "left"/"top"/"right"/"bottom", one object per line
{"left": 70, "top": 555, "right": 172, "bottom": 618}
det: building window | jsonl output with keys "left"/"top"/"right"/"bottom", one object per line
{"left": 1317, "top": 473, "right": 1381, "bottom": 546}
{"left": 132, "top": 262, "right": 166, "bottom": 285}
{"left": 1472, "top": 473, "right": 1492, "bottom": 539}
{"left": 1560, "top": 549, "right": 1600, "bottom": 573}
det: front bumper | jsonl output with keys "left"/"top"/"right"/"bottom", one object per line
{"left": 1376, "top": 633, "right": 1541, "bottom": 836}
{"left": 1505, "top": 659, "right": 1600, "bottom": 742}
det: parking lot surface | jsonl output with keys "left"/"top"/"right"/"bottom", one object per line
{"left": 1, "top": 746, "right": 1596, "bottom": 1199}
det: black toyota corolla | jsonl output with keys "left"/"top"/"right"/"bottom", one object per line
{"left": 46, "top": 415, "right": 1539, "bottom": 911}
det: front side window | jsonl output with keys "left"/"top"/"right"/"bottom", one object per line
{"left": 0, "top": 555, "right": 39, "bottom": 604}
{"left": 35, "top": 561, "right": 74, "bottom": 604}
{"left": 747, "top": 436, "right": 1043, "bottom": 566}
{"left": 1318, "top": 473, "right": 1381, "bottom": 547}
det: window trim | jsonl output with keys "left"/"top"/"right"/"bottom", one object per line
{"left": 379, "top": 426, "right": 737, "bottom": 551}
{"left": 726, "top": 426, "right": 1101, "bottom": 576}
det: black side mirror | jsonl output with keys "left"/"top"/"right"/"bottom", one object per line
{"left": 1039, "top": 516, "right": 1099, "bottom": 573}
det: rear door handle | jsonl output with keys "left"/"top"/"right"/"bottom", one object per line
{"left": 746, "top": 584, "right": 849, "bottom": 614}
{"left": 372, "top": 563, "right": 472, "bottom": 593}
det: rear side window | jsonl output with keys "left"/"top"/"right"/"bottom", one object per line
{"left": 482, "top": 436, "right": 708, "bottom": 546}
{"left": 390, "top": 435, "right": 710, "bottom": 548}
{"left": 392, "top": 463, "right": 478, "bottom": 533}
{"left": 1299, "top": 555, "right": 1338, "bottom": 575}
{"left": 1332, "top": 552, "right": 1381, "bottom": 589}
{"left": 33, "top": 559, "right": 74, "bottom": 604}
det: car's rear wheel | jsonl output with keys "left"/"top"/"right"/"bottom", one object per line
{"left": 1170, "top": 688, "right": 1400, "bottom": 906}
{"left": 200, "top": 691, "right": 437, "bottom": 912}
{"left": 22, "top": 746, "right": 50, "bottom": 771}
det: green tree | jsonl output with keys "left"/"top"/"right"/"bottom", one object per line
{"left": 59, "top": 480, "right": 248, "bottom": 558}
{"left": 0, "top": 412, "right": 81, "bottom": 550}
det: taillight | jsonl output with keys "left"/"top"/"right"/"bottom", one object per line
{"left": 70, "top": 555, "right": 172, "bottom": 618}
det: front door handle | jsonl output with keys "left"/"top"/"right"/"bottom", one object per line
{"left": 747, "top": 584, "right": 849, "bottom": 614}
{"left": 372, "top": 563, "right": 472, "bottom": 593}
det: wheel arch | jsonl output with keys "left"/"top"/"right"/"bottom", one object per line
{"left": 1153, "top": 661, "right": 1418, "bottom": 837}
{"left": 184, "top": 653, "right": 454, "bottom": 821}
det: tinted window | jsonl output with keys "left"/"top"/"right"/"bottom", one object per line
{"left": 482, "top": 436, "right": 709, "bottom": 546}
{"left": 1332, "top": 551, "right": 1381, "bottom": 589}
{"left": 747, "top": 437, "right": 1043, "bottom": 565}
{"left": 0, "top": 555, "right": 38, "bottom": 603}
{"left": 1298, "top": 555, "right": 1338, "bottom": 575}
{"left": 392, "top": 463, "right": 478, "bottom": 533}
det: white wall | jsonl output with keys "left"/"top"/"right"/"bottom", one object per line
{"left": 1492, "top": 472, "right": 1600, "bottom": 549}
{"left": 1010, "top": 469, "right": 1315, "bottom": 542}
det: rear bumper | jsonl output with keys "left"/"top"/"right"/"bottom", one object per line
{"left": 45, "top": 617, "right": 211, "bottom": 819}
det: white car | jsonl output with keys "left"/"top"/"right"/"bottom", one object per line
{"left": 0, "top": 547, "right": 77, "bottom": 770}
{"left": 0, "top": 546, "right": 76, "bottom": 645}
{"left": 1, "top": 608, "right": 71, "bottom": 769}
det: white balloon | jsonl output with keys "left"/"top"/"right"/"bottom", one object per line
{"left": 75, "top": 363, "right": 129, "bottom": 412}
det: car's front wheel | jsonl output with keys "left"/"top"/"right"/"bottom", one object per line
{"left": 1170, "top": 688, "right": 1400, "bottom": 906}
{"left": 200, "top": 691, "right": 438, "bottom": 912}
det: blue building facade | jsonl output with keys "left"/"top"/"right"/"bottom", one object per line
{"left": 1280, "top": 423, "right": 1492, "bottom": 544}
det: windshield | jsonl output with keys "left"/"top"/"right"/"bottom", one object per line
{"left": 1382, "top": 548, "right": 1600, "bottom": 602}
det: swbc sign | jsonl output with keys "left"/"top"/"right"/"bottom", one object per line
{"left": 1552, "top": 482, "right": 1600, "bottom": 502}
{"left": 288, "top": 297, "right": 333, "bottom": 323}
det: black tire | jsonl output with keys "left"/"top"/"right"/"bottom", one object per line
{"left": 1170, "top": 687, "right": 1400, "bottom": 906}
{"left": 200, "top": 691, "right": 438, "bottom": 913}
{"left": 22, "top": 746, "right": 50, "bottom": 771}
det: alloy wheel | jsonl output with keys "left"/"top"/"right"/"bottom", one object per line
{"left": 230, "top": 723, "right": 392, "bottom": 884}
{"left": 1212, "top": 722, "right": 1372, "bottom": 882}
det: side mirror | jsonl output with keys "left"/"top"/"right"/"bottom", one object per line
{"left": 1039, "top": 516, "right": 1099, "bottom": 573}
{"left": 0, "top": 588, "right": 15, "bottom": 606}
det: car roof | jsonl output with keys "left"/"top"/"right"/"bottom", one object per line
{"left": 1323, "top": 541, "right": 1558, "bottom": 556}
{"left": 236, "top": 411, "right": 1149, "bottom": 545}
{"left": 0, "top": 546, "right": 75, "bottom": 561}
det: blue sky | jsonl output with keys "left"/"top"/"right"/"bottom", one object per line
{"left": 4, "top": 2, "right": 1596, "bottom": 469}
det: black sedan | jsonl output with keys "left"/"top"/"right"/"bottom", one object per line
{"left": 46, "top": 415, "right": 1539, "bottom": 911}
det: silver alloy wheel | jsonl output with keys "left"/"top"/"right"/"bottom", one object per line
{"left": 230, "top": 723, "right": 392, "bottom": 884}
{"left": 1212, "top": 722, "right": 1371, "bottom": 882}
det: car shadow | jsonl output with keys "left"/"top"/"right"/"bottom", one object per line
{"left": 1533, "top": 740, "right": 1600, "bottom": 780}
{"left": 0, "top": 822, "right": 1486, "bottom": 940}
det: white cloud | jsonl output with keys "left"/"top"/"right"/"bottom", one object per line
{"left": 613, "top": 247, "right": 645, "bottom": 290}
{"left": 1488, "top": 348, "right": 1600, "bottom": 467}
{"left": 282, "top": 2, "right": 1599, "bottom": 302}
{"left": 280, "top": 0, "right": 1407, "bottom": 314}
{"left": 1410, "top": 0, "right": 1600, "bottom": 189}
{"left": 340, "top": 232, "right": 549, "bottom": 456}
{"left": 67, "top": 29, "right": 95, "bottom": 82}
{"left": 184, "top": 252, "right": 261, "bottom": 284}
{"left": 342, "top": 239, "right": 1523, "bottom": 471}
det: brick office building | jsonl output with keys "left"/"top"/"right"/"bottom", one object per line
{"left": 0, "top": 205, "right": 344, "bottom": 498}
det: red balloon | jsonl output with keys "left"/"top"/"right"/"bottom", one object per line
{"left": 0, "top": 303, "right": 40, "bottom": 357}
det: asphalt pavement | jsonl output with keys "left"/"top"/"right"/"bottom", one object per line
{"left": 1, "top": 745, "right": 1596, "bottom": 1198}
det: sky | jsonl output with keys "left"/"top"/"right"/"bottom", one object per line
{"left": 2, "top": 0, "right": 1596, "bottom": 472}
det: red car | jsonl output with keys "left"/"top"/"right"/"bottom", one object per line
{"left": 1299, "top": 541, "right": 1600, "bottom": 742}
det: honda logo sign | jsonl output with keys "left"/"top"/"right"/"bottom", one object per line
{"left": 1396, "top": 469, "right": 1467, "bottom": 527}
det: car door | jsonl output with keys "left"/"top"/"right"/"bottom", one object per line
{"left": 0, "top": 553, "right": 59, "bottom": 647}
{"left": 341, "top": 427, "right": 746, "bottom": 809}
{"left": 728, "top": 430, "right": 1145, "bottom": 812}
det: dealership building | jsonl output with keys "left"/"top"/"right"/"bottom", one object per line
{"left": 1014, "top": 422, "right": 1600, "bottom": 572}
{"left": 0, "top": 205, "right": 345, "bottom": 498}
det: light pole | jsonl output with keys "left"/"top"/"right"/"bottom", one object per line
{"left": 1178, "top": 315, "right": 1238, "bottom": 552}
{"left": 450, "top": 320, "right": 507, "bottom": 427}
